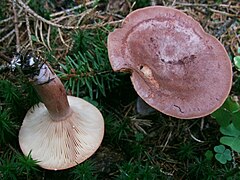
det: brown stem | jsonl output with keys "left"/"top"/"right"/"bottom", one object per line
{"left": 32, "top": 63, "right": 72, "bottom": 121}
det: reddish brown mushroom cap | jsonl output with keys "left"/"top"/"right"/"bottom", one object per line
{"left": 108, "top": 6, "right": 232, "bottom": 119}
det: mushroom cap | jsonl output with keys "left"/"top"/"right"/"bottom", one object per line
{"left": 108, "top": 6, "right": 232, "bottom": 119}
{"left": 19, "top": 96, "right": 104, "bottom": 170}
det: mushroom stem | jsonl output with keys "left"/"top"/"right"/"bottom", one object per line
{"left": 33, "top": 63, "right": 72, "bottom": 121}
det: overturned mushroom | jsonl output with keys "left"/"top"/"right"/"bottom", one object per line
{"left": 19, "top": 57, "right": 104, "bottom": 170}
{"left": 108, "top": 6, "right": 232, "bottom": 119}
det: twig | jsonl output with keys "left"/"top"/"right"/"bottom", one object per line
{"left": 34, "top": 20, "right": 40, "bottom": 42}
{"left": 52, "top": 14, "right": 80, "bottom": 23}
{"left": 174, "top": 2, "right": 240, "bottom": 9}
{"left": 232, "top": 150, "right": 237, "bottom": 168}
{"left": 16, "top": 0, "right": 79, "bottom": 30}
{"left": 175, "top": 2, "right": 240, "bottom": 18}
{"left": 150, "top": 0, "right": 157, "bottom": 6}
{"left": 0, "top": 25, "right": 14, "bottom": 34}
{"left": 17, "top": 0, "right": 122, "bottom": 31}
{"left": 50, "top": 1, "right": 94, "bottom": 18}
{"left": 159, "top": 168, "right": 174, "bottom": 176}
{"left": 58, "top": 28, "right": 69, "bottom": 48}
{"left": 79, "top": 19, "right": 123, "bottom": 29}
{"left": 214, "top": 18, "right": 237, "bottom": 38}
{"left": 171, "top": 0, "right": 176, "bottom": 6}
{"left": 7, "top": 32, "right": 16, "bottom": 47}
{"left": 0, "top": 52, "right": 11, "bottom": 63}
{"left": 0, "top": 0, "right": 30, "bottom": 25}
{"left": 162, "top": 131, "right": 172, "bottom": 151}
{"left": 208, "top": 8, "right": 240, "bottom": 18}
{"left": 39, "top": 21, "right": 48, "bottom": 49}
{"left": 77, "top": 7, "right": 97, "bottom": 26}
{"left": 47, "top": 26, "right": 52, "bottom": 50}
{"left": 105, "top": 12, "right": 125, "bottom": 19}
{"left": 25, "top": 12, "right": 33, "bottom": 48}
{"left": 0, "top": 65, "right": 9, "bottom": 73}
{"left": 130, "top": 1, "right": 136, "bottom": 12}
{"left": 200, "top": 118, "right": 204, "bottom": 131}
{"left": 12, "top": 0, "right": 21, "bottom": 53}
{"left": 0, "top": 22, "right": 22, "bottom": 43}
{"left": 188, "top": 128, "right": 204, "bottom": 143}
{"left": 0, "top": 15, "right": 19, "bottom": 25}
{"left": 21, "top": 42, "right": 31, "bottom": 52}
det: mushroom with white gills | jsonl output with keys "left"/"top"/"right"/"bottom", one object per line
{"left": 19, "top": 60, "right": 104, "bottom": 170}
{"left": 107, "top": 6, "right": 232, "bottom": 119}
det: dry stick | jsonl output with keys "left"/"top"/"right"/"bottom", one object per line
{"left": 0, "top": 0, "right": 27, "bottom": 25}
{"left": 234, "top": 28, "right": 240, "bottom": 46}
{"left": 214, "top": 18, "right": 237, "bottom": 38}
{"left": 51, "top": 8, "right": 86, "bottom": 24}
{"left": 162, "top": 131, "right": 172, "bottom": 152}
{"left": 76, "top": 7, "right": 97, "bottom": 26}
{"left": 18, "top": 29, "right": 30, "bottom": 52}
{"left": 123, "top": 0, "right": 132, "bottom": 12}
{"left": 17, "top": 0, "right": 122, "bottom": 30}
{"left": 7, "top": 33, "right": 16, "bottom": 47}
{"left": 50, "top": 1, "right": 94, "bottom": 18}
{"left": 21, "top": 42, "right": 31, "bottom": 52}
{"left": 171, "top": 0, "right": 176, "bottom": 6}
{"left": 58, "top": 28, "right": 69, "bottom": 48}
{"left": 174, "top": 3, "right": 240, "bottom": 17}
{"left": 52, "top": 14, "right": 78, "bottom": 23}
{"left": 105, "top": 12, "right": 125, "bottom": 19}
{"left": 33, "top": 20, "right": 51, "bottom": 49}
{"left": 159, "top": 169, "right": 174, "bottom": 177}
{"left": 129, "top": 1, "right": 136, "bottom": 12}
{"left": 34, "top": 20, "right": 40, "bottom": 42}
{"left": 39, "top": 21, "right": 48, "bottom": 49}
{"left": 16, "top": 0, "right": 80, "bottom": 30}
{"left": 0, "top": 52, "right": 11, "bottom": 63}
{"left": 188, "top": 128, "right": 204, "bottom": 143}
{"left": 232, "top": 151, "right": 237, "bottom": 169}
{"left": 150, "top": 0, "right": 157, "bottom": 6}
{"left": 0, "top": 16, "right": 18, "bottom": 25}
{"left": 0, "top": 22, "right": 22, "bottom": 43}
{"left": 12, "top": 0, "right": 21, "bottom": 53}
{"left": 174, "top": 2, "right": 240, "bottom": 9}
{"left": 200, "top": 118, "right": 204, "bottom": 131}
{"left": 209, "top": 8, "right": 240, "bottom": 18}
{"left": 25, "top": 12, "right": 33, "bottom": 48}
{"left": 47, "top": 26, "right": 52, "bottom": 50}
{"left": 0, "top": 24, "right": 14, "bottom": 34}
{"left": 0, "top": 29, "right": 15, "bottom": 42}
{"left": 79, "top": 19, "right": 124, "bottom": 30}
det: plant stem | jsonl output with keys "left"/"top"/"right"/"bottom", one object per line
{"left": 33, "top": 63, "right": 72, "bottom": 121}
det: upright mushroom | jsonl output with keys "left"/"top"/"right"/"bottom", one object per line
{"left": 108, "top": 6, "right": 232, "bottom": 119}
{"left": 19, "top": 56, "right": 104, "bottom": 170}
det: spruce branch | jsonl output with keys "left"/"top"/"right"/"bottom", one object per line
{"left": 57, "top": 45, "right": 118, "bottom": 98}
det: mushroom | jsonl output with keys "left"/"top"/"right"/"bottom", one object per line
{"left": 108, "top": 6, "right": 232, "bottom": 119}
{"left": 19, "top": 60, "right": 104, "bottom": 170}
